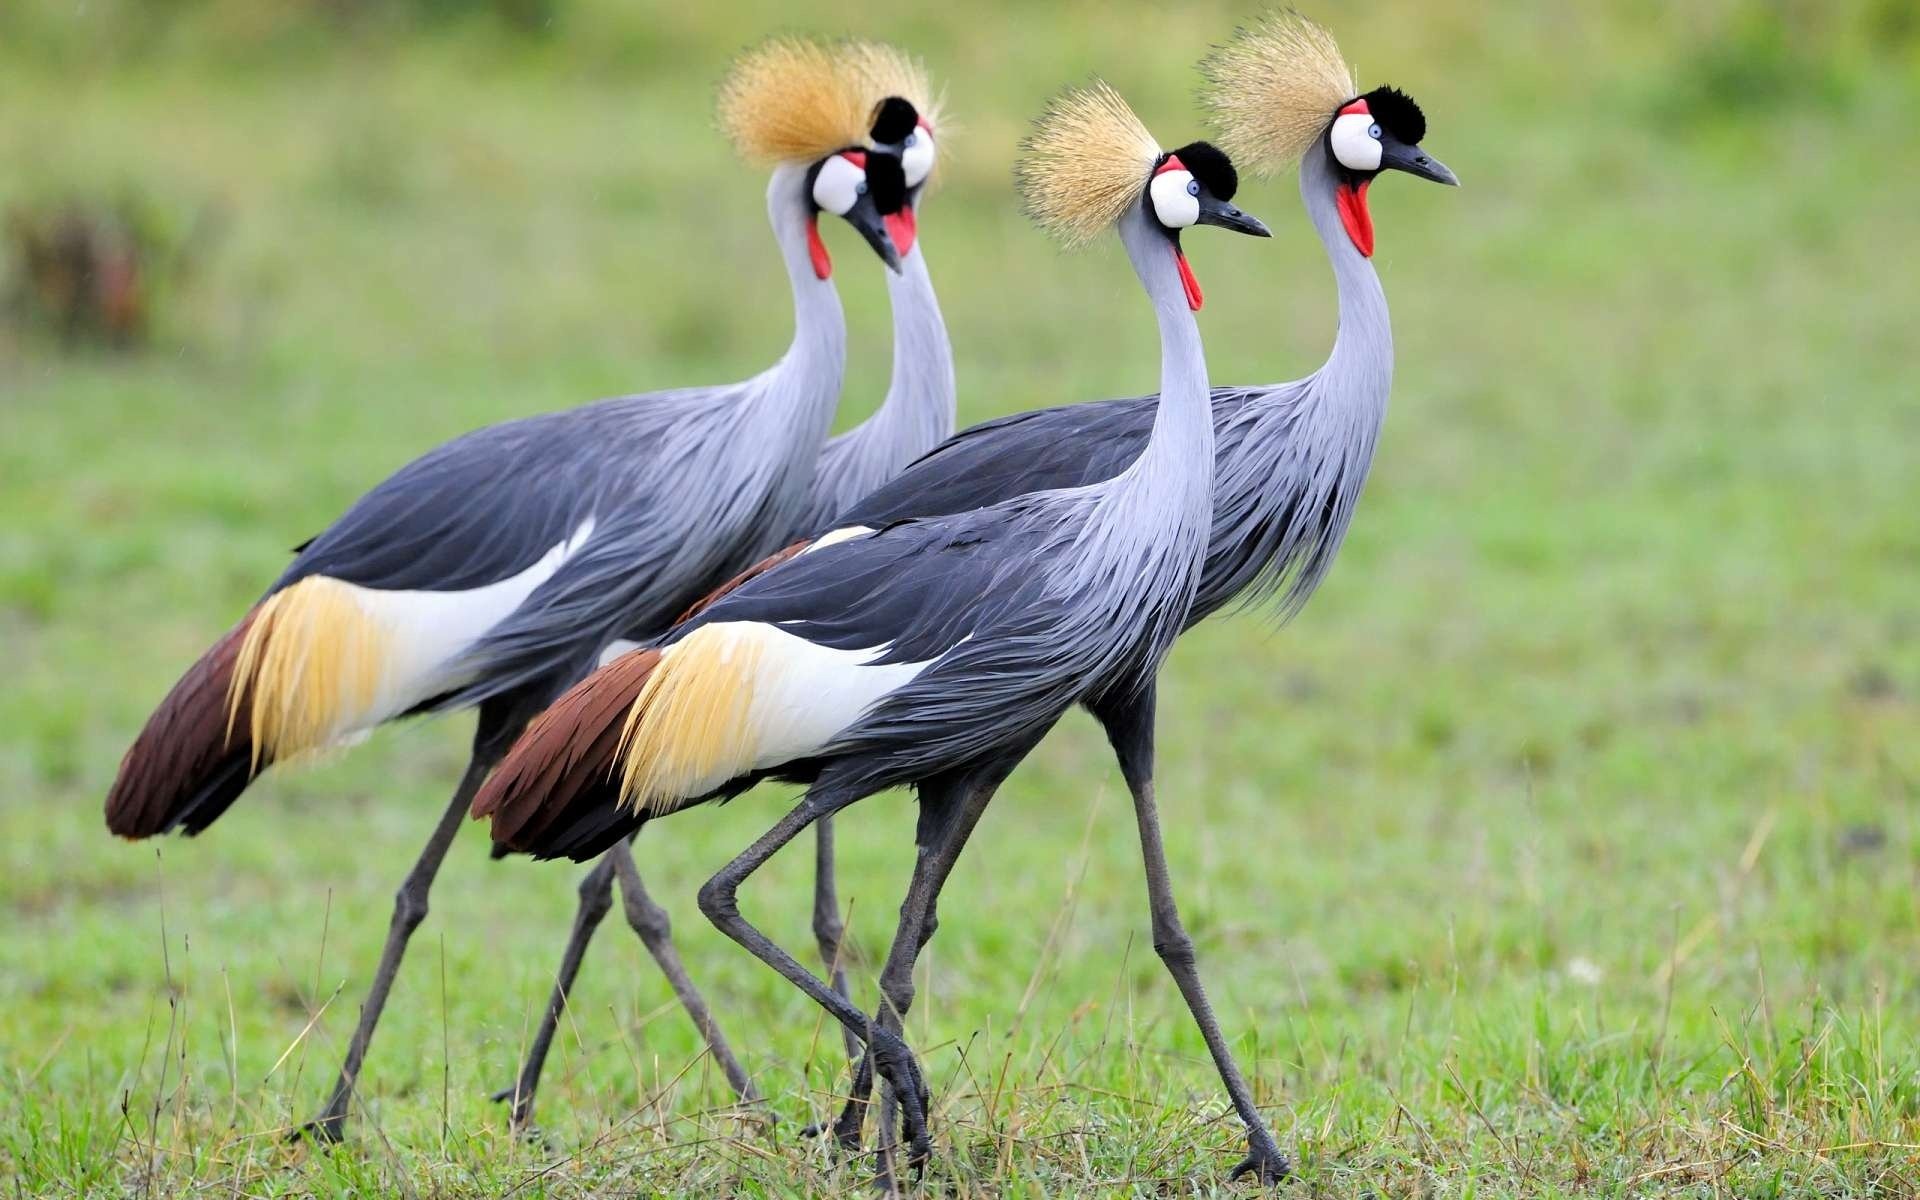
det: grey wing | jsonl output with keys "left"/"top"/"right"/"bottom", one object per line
{"left": 826, "top": 388, "right": 1266, "bottom": 538}
{"left": 678, "top": 504, "right": 1092, "bottom": 778}
{"left": 677, "top": 507, "right": 1057, "bottom": 664}
{"left": 273, "top": 411, "right": 606, "bottom": 596}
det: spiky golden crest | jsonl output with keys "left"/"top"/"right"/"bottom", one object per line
{"left": 1015, "top": 80, "right": 1162, "bottom": 250}
{"left": 616, "top": 626, "right": 763, "bottom": 814}
{"left": 1199, "top": 9, "right": 1358, "bottom": 177}
{"left": 848, "top": 38, "right": 946, "bottom": 138}
{"left": 228, "top": 578, "right": 390, "bottom": 769}
{"left": 717, "top": 35, "right": 872, "bottom": 166}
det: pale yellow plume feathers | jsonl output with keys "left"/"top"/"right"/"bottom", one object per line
{"left": 1015, "top": 80, "right": 1162, "bottom": 250}
{"left": 717, "top": 35, "right": 871, "bottom": 166}
{"left": 1199, "top": 10, "right": 1358, "bottom": 177}
{"left": 616, "top": 626, "right": 764, "bottom": 814}
{"left": 848, "top": 38, "right": 947, "bottom": 136}
{"left": 228, "top": 578, "right": 391, "bottom": 768}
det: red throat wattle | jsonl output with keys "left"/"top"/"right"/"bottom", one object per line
{"left": 806, "top": 214, "right": 832, "bottom": 279}
{"left": 884, "top": 207, "right": 917, "bottom": 257}
{"left": 1335, "top": 179, "right": 1374, "bottom": 257}
{"left": 1173, "top": 245, "right": 1203, "bottom": 311}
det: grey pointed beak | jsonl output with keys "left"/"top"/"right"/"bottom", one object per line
{"left": 1382, "top": 141, "right": 1459, "bottom": 186}
{"left": 843, "top": 190, "right": 903, "bottom": 273}
{"left": 1195, "top": 193, "right": 1272, "bottom": 238}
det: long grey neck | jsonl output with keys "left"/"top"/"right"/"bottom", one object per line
{"left": 762, "top": 162, "right": 847, "bottom": 444}
{"left": 1113, "top": 207, "right": 1214, "bottom": 510}
{"left": 1296, "top": 148, "right": 1392, "bottom": 415}
{"left": 865, "top": 235, "right": 955, "bottom": 462}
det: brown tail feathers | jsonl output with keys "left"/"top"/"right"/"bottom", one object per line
{"left": 472, "top": 648, "right": 661, "bottom": 859}
{"left": 105, "top": 615, "right": 264, "bottom": 838}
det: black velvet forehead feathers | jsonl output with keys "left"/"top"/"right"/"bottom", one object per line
{"left": 1162, "top": 140, "right": 1238, "bottom": 202}
{"left": 869, "top": 96, "right": 919, "bottom": 146}
{"left": 864, "top": 150, "right": 908, "bottom": 214}
{"left": 1360, "top": 86, "right": 1424, "bottom": 146}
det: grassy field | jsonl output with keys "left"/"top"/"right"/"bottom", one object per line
{"left": 3, "top": 0, "right": 1918, "bottom": 1195}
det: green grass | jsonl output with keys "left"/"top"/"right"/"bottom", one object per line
{"left": 3, "top": 0, "right": 1919, "bottom": 1195}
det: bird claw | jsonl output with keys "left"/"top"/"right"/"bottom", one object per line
{"left": 1226, "top": 1136, "right": 1291, "bottom": 1186}
{"left": 866, "top": 1028, "right": 932, "bottom": 1177}
{"left": 487, "top": 1083, "right": 542, "bottom": 1138}
{"left": 287, "top": 1114, "right": 346, "bottom": 1145}
{"left": 829, "top": 1050, "right": 875, "bottom": 1152}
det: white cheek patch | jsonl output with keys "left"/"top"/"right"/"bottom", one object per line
{"left": 1149, "top": 169, "right": 1200, "bottom": 229}
{"left": 901, "top": 131, "right": 935, "bottom": 188}
{"left": 811, "top": 155, "right": 864, "bottom": 216}
{"left": 1329, "top": 112, "right": 1383, "bottom": 172}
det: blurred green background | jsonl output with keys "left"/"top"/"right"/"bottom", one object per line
{"left": 2, "top": 0, "right": 1917, "bottom": 1195}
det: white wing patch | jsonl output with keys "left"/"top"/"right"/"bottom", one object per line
{"left": 236, "top": 517, "right": 600, "bottom": 761}
{"left": 804, "top": 525, "right": 874, "bottom": 553}
{"left": 597, "top": 637, "right": 641, "bottom": 668}
{"left": 617, "top": 618, "right": 931, "bottom": 810}
{"left": 359, "top": 516, "right": 597, "bottom": 717}
{"left": 737, "top": 623, "right": 928, "bottom": 770}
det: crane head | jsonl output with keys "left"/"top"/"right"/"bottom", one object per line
{"left": 1147, "top": 141, "right": 1272, "bottom": 312}
{"left": 867, "top": 96, "right": 937, "bottom": 256}
{"left": 1197, "top": 13, "right": 1456, "bottom": 258}
{"left": 1323, "top": 86, "right": 1457, "bottom": 258}
{"left": 1016, "top": 81, "right": 1270, "bottom": 313}
{"left": 805, "top": 148, "right": 907, "bottom": 279}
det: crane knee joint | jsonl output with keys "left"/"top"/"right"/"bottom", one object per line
{"left": 623, "top": 893, "right": 671, "bottom": 940}
{"left": 576, "top": 873, "right": 614, "bottom": 919}
{"left": 812, "top": 909, "right": 846, "bottom": 949}
{"left": 1153, "top": 934, "right": 1196, "bottom": 966}
{"left": 697, "top": 877, "right": 739, "bottom": 924}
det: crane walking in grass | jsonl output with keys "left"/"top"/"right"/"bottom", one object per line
{"left": 669, "top": 14, "right": 1458, "bottom": 1164}
{"left": 493, "top": 56, "right": 956, "bottom": 1131}
{"left": 474, "top": 81, "right": 1274, "bottom": 1184}
{"left": 103, "top": 37, "right": 912, "bottom": 1141}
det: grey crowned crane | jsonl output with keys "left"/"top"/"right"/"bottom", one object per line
{"left": 473, "top": 81, "right": 1273, "bottom": 1183}
{"left": 669, "top": 15, "right": 1458, "bottom": 1172}
{"left": 103, "top": 37, "right": 912, "bottom": 1141}
{"left": 494, "top": 48, "right": 956, "bottom": 1131}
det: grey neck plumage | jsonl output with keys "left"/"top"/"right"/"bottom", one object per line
{"left": 762, "top": 161, "right": 848, "bottom": 452}
{"left": 871, "top": 241, "right": 957, "bottom": 472}
{"left": 1198, "top": 147, "right": 1394, "bottom": 623}
{"left": 802, "top": 228, "right": 955, "bottom": 529}
{"left": 1050, "top": 203, "right": 1217, "bottom": 680}
{"left": 1300, "top": 146, "right": 1392, "bottom": 420}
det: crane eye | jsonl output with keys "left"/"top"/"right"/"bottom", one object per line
{"left": 1329, "top": 112, "right": 1384, "bottom": 172}
{"left": 811, "top": 154, "right": 867, "bottom": 216}
{"left": 1148, "top": 168, "right": 1200, "bottom": 229}
{"left": 901, "top": 129, "right": 936, "bottom": 188}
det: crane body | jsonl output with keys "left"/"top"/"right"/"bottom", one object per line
{"left": 105, "top": 38, "right": 911, "bottom": 1141}
{"left": 475, "top": 83, "right": 1276, "bottom": 1183}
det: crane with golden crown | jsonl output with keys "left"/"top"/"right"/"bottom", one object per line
{"left": 471, "top": 76, "right": 1273, "bottom": 1183}
{"left": 567, "top": 11, "right": 1459, "bottom": 1180}
{"left": 102, "top": 36, "right": 922, "bottom": 1141}
{"left": 492, "top": 41, "right": 959, "bottom": 1133}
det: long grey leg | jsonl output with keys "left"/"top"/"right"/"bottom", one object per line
{"left": 1096, "top": 685, "right": 1290, "bottom": 1185}
{"left": 295, "top": 747, "right": 499, "bottom": 1142}
{"left": 608, "top": 842, "right": 760, "bottom": 1104}
{"left": 489, "top": 852, "right": 619, "bottom": 1128}
{"left": 696, "top": 784, "right": 935, "bottom": 1174}
{"left": 830, "top": 758, "right": 1020, "bottom": 1165}
{"left": 490, "top": 838, "right": 759, "bottom": 1130}
{"left": 812, "top": 816, "right": 861, "bottom": 1060}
